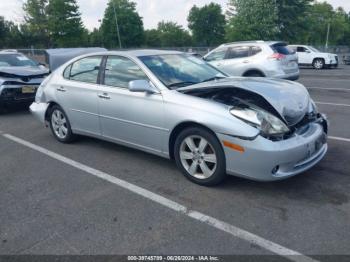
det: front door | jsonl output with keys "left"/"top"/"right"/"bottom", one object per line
{"left": 98, "top": 55, "right": 166, "bottom": 154}
{"left": 296, "top": 46, "right": 311, "bottom": 64}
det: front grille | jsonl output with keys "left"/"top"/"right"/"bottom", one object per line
{"left": 291, "top": 112, "right": 318, "bottom": 131}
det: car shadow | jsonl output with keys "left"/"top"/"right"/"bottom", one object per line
{"left": 75, "top": 135, "right": 349, "bottom": 208}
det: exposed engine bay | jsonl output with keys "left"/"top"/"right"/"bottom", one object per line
{"left": 182, "top": 87, "right": 282, "bottom": 120}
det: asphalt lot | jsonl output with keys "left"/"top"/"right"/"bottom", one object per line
{"left": 0, "top": 66, "right": 350, "bottom": 261}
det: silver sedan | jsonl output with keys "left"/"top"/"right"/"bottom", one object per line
{"left": 30, "top": 50, "right": 328, "bottom": 186}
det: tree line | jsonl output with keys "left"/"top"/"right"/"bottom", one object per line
{"left": 0, "top": 0, "right": 349, "bottom": 49}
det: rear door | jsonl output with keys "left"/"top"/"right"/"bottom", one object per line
{"left": 57, "top": 56, "right": 102, "bottom": 135}
{"left": 220, "top": 46, "right": 251, "bottom": 76}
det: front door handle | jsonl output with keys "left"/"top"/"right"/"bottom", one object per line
{"left": 57, "top": 86, "right": 66, "bottom": 92}
{"left": 243, "top": 60, "right": 250, "bottom": 63}
{"left": 98, "top": 93, "right": 111, "bottom": 100}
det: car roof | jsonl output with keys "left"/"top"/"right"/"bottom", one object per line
{"left": 219, "top": 41, "right": 285, "bottom": 47}
{"left": 85, "top": 49, "right": 184, "bottom": 58}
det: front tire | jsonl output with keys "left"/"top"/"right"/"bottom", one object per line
{"left": 174, "top": 127, "right": 226, "bottom": 186}
{"left": 49, "top": 105, "right": 75, "bottom": 143}
{"left": 313, "top": 58, "right": 324, "bottom": 69}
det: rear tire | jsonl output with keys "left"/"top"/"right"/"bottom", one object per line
{"left": 312, "top": 58, "right": 324, "bottom": 69}
{"left": 49, "top": 105, "right": 76, "bottom": 143}
{"left": 174, "top": 127, "right": 226, "bottom": 186}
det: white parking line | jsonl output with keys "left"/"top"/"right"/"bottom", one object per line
{"left": 307, "top": 87, "right": 350, "bottom": 91}
{"left": 3, "top": 133, "right": 317, "bottom": 262}
{"left": 315, "top": 101, "right": 350, "bottom": 107}
{"left": 329, "top": 136, "right": 350, "bottom": 143}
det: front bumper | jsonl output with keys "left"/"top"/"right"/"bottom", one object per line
{"left": 0, "top": 86, "right": 38, "bottom": 106}
{"left": 29, "top": 102, "right": 49, "bottom": 125}
{"left": 326, "top": 57, "right": 338, "bottom": 66}
{"left": 218, "top": 121, "right": 328, "bottom": 181}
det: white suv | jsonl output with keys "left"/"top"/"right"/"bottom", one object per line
{"left": 288, "top": 45, "right": 338, "bottom": 69}
{"left": 203, "top": 41, "right": 299, "bottom": 80}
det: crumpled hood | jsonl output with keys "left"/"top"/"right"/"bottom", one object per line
{"left": 0, "top": 66, "right": 49, "bottom": 77}
{"left": 179, "top": 77, "right": 311, "bottom": 126}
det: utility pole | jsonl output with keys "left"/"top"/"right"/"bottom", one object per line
{"left": 325, "top": 22, "right": 330, "bottom": 50}
{"left": 112, "top": 0, "right": 122, "bottom": 49}
{"left": 98, "top": 19, "right": 103, "bottom": 47}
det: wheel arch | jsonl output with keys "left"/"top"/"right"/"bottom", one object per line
{"left": 242, "top": 69, "right": 266, "bottom": 77}
{"left": 45, "top": 101, "right": 61, "bottom": 122}
{"left": 312, "top": 57, "right": 325, "bottom": 63}
{"left": 168, "top": 121, "right": 220, "bottom": 160}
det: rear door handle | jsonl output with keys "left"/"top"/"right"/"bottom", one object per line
{"left": 98, "top": 93, "right": 111, "bottom": 100}
{"left": 243, "top": 60, "right": 250, "bottom": 63}
{"left": 57, "top": 86, "right": 66, "bottom": 92}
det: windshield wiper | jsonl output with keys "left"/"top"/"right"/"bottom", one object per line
{"left": 168, "top": 81, "right": 198, "bottom": 88}
{"left": 202, "top": 76, "right": 226, "bottom": 83}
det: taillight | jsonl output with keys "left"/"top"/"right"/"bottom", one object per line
{"left": 269, "top": 53, "right": 285, "bottom": 60}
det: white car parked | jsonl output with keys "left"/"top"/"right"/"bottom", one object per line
{"left": 204, "top": 41, "right": 299, "bottom": 80}
{"left": 288, "top": 45, "right": 338, "bottom": 69}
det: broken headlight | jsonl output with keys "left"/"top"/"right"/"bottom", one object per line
{"left": 230, "top": 107, "right": 289, "bottom": 136}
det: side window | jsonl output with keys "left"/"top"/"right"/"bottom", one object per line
{"left": 104, "top": 56, "right": 148, "bottom": 88}
{"left": 227, "top": 46, "right": 250, "bottom": 59}
{"left": 63, "top": 64, "right": 71, "bottom": 79}
{"left": 251, "top": 46, "right": 262, "bottom": 56}
{"left": 204, "top": 48, "right": 227, "bottom": 62}
{"left": 297, "top": 47, "right": 306, "bottom": 52}
{"left": 69, "top": 56, "right": 102, "bottom": 84}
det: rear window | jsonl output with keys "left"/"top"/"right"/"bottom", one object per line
{"left": 271, "top": 43, "right": 294, "bottom": 55}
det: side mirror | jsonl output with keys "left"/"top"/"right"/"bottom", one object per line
{"left": 128, "top": 80, "right": 159, "bottom": 94}
{"left": 305, "top": 50, "right": 311, "bottom": 53}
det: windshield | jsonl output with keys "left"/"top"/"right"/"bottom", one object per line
{"left": 308, "top": 46, "right": 320, "bottom": 53}
{"left": 138, "top": 54, "right": 226, "bottom": 89}
{"left": 0, "top": 54, "right": 39, "bottom": 67}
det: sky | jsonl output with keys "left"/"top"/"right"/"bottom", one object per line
{"left": 1, "top": 0, "right": 350, "bottom": 31}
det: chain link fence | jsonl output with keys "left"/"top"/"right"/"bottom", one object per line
{"left": 1, "top": 45, "right": 350, "bottom": 65}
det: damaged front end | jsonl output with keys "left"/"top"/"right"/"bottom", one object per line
{"left": 181, "top": 86, "right": 328, "bottom": 141}
{"left": 0, "top": 70, "right": 49, "bottom": 107}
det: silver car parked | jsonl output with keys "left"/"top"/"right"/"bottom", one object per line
{"left": 204, "top": 41, "right": 299, "bottom": 80}
{"left": 30, "top": 50, "right": 328, "bottom": 186}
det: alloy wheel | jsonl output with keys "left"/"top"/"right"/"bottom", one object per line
{"left": 51, "top": 109, "right": 68, "bottom": 139}
{"left": 314, "top": 60, "right": 324, "bottom": 69}
{"left": 179, "top": 135, "right": 217, "bottom": 179}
